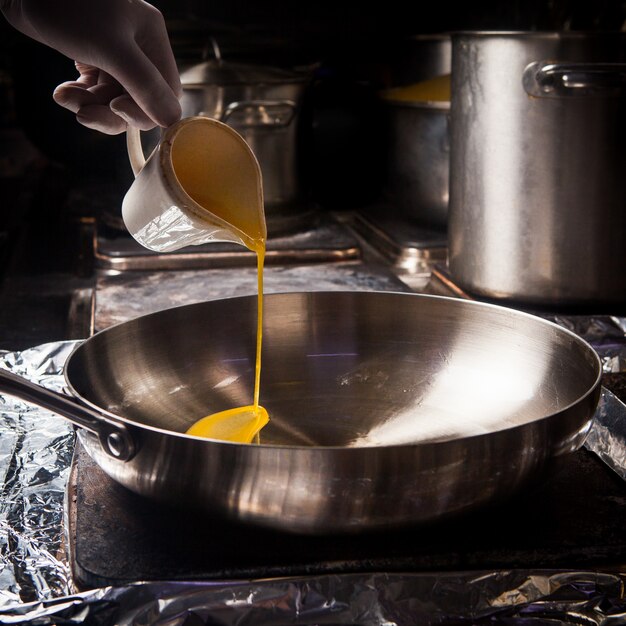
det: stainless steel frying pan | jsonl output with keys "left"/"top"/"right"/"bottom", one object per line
{"left": 0, "top": 292, "right": 602, "bottom": 534}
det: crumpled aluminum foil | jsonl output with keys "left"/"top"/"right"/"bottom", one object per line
{"left": 584, "top": 388, "right": 626, "bottom": 481}
{"left": 0, "top": 571, "right": 624, "bottom": 625}
{"left": 550, "top": 314, "right": 626, "bottom": 372}
{"left": 0, "top": 331, "right": 624, "bottom": 625}
{"left": 0, "top": 341, "right": 75, "bottom": 609}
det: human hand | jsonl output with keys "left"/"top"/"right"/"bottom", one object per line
{"left": 0, "top": 0, "right": 182, "bottom": 134}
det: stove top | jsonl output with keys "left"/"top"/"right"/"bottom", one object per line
{"left": 94, "top": 210, "right": 361, "bottom": 271}
{"left": 351, "top": 205, "right": 448, "bottom": 274}
{"left": 62, "top": 187, "right": 626, "bottom": 592}
{"left": 67, "top": 438, "right": 626, "bottom": 591}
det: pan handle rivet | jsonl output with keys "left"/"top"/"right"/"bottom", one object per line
{"left": 107, "top": 433, "right": 123, "bottom": 456}
{"left": 106, "top": 432, "right": 129, "bottom": 460}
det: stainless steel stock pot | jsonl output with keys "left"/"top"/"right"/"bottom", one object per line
{"left": 448, "top": 31, "right": 626, "bottom": 308}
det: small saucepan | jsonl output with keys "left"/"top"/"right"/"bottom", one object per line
{"left": 0, "top": 292, "right": 601, "bottom": 534}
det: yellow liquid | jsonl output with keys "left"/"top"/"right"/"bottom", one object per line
{"left": 171, "top": 122, "right": 268, "bottom": 444}
{"left": 381, "top": 74, "right": 451, "bottom": 103}
{"left": 185, "top": 244, "right": 267, "bottom": 444}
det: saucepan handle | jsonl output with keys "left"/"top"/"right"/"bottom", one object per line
{"left": 0, "top": 369, "right": 136, "bottom": 462}
{"left": 221, "top": 100, "right": 297, "bottom": 128}
{"left": 523, "top": 61, "right": 626, "bottom": 97}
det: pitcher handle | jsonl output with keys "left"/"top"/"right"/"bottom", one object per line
{"left": 127, "top": 126, "right": 146, "bottom": 177}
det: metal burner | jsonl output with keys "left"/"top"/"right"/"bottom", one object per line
{"left": 428, "top": 263, "right": 474, "bottom": 299}
{"left": 351, "top": 205, "right": 447, "bottom": 275}
{"left": 94, "top": 211, "right": 361, "bottom": 271}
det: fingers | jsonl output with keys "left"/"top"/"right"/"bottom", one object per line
{"left": 54, "top": 64, "right": 165, "bottom": 133}
{"left": 71, "top": 62, "right": 101, "bottom": 87}
{"left": 47, "top": 5, "right": 183, "bottom": 133}
{"left": 76, "top": 105, "right": 128, "bottom": 135}
{"left": 107, "top": 43, "right": 182, "bottom": 128}
{"left": 53, "top": 81, "right": 123, "bottom": 114}
{"left": 110, "top": 94, "right": 157, "bottom": 130}
{"left": 53, "top": 67, "right": 132, "bottom": 135}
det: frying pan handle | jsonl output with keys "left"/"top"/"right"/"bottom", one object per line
{"left": 0, "top": 369, "right": 136, "bottom": 462}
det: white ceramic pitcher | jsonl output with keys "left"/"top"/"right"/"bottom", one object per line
{"left": 122, "top": 116, "right": 266, "bottom": 253}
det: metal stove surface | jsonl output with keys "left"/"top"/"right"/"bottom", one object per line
{"left": 67, "top": 436, "right": 626, "bottom": 591}
{"left": 351, "top": 204, "right": 448, "bottom": 277}
{"left": 94, "top": 210, "right": 361, "bottom": 271}
{"left": 74, "top": 255, "right": 626, "bottom": 591}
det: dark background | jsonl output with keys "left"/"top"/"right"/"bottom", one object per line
{"left": 2, "top": 1, "right": 626, "bottom": 175}
{"left": 3, "top": 0, "right": 626, "bottom": 172}
{"left": 0, "top": 0, "right": 624, "bottom": 348}
{"left": 0, "top": 0, "right": 625, "bottom": 279}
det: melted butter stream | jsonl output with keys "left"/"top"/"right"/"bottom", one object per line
{"left": 169, "top": 122, "right": 269, "bottom": 444}
{"left": 186, "top": 242, "right": 268, "bottom": 444}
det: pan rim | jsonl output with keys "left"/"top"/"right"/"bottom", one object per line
{"left": 64, "top": 290, "right": 603, "bottom": 451}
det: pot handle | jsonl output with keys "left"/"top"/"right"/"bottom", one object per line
{"left": 523, "top": 61, "right": 626, "bottom": 97}
{"left": 0, "top": 368, "right": 137, "bottom": 462}
{"left": 221, "top": 100, "right": 297, "bottom": 128}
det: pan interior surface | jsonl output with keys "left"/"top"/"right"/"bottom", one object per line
{"left": 66, "top": 292, "right": 601, "bottom": 448}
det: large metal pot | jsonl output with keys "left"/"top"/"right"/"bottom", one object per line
{"left": 388, "top": 33, "right": 452, "bottom": 87}
{"left": 0, "top": 292, "right": 601, "bottom": 534}
{"left": 381, "top": 34, "right": 451, "bottom": 228}
{"left": 383, "top": 97, "right": 449, "bottom": 228}
{"left": 448, "top": 31, "right": 626, "bottom": 309}
{"left": 179, "top": 52, "right": 310, "bottom": 220}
